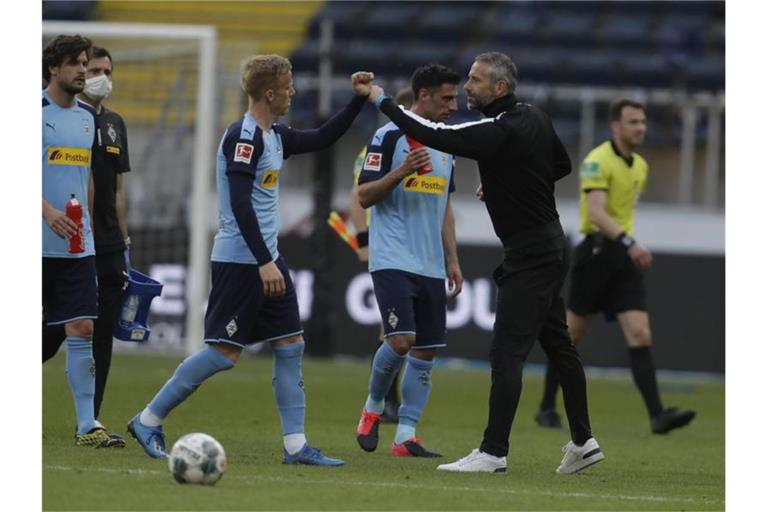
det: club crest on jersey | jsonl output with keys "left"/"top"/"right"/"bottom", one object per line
{"left": 107, "top": 124, "right": 117, "bottom": 143}
{"left": 261, "top": 170, "right": 279, "bottom": 189}
{"left": 234, "top": 143, "right": 254, "bottom": 164}
{"left": 226, "top": 318, "right": 238, "bottom": 337}
{"left": 82, "top": 118, "right": 90, "bottom": 134}
{"left": 387, "top": 309, "right": 399, "bottom": 329}
{"left": 363, "top": 152, "right": 382, "bottom": 171}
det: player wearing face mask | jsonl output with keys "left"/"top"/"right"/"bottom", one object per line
{"left": 44, "top": 45, "right": 133, "bottom": 448}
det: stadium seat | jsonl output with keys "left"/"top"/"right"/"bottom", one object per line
{"left": 333, "top": 40, "right": 399, "bottom": 77}
{"left": 356, "top": 2, "right": 422, "bottom": 41}
{"left": 42, "top": 0, "right": 95, "bottom": 20}
{"left": 682, "top": 57, "right": 725, "bottom": 91}
{"left": 560, "top": 50, "right": 624, "bottom": 87}
{"left": 490, "top": 13, "right": 543, "bottom": 46}
{"left": 415, "top": 5, "right": 481, "bottom": 42}
{"left": 392, "top": 43, "right": 463, "bottom": 77}
{"left": 545, "top": 12, "right": 599, "bottom": 47}
{"left": 598, "top": 15, "right": 653, "bottom": 48}
{"left": 620, "top": 53, "right": 675, "bottom": 88}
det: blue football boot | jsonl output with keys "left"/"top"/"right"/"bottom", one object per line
{"left": 282, "top": 444, "right": 344, "bottom": 466}
{"left": 127, "top": 414, "right": 167, "bottom": 459}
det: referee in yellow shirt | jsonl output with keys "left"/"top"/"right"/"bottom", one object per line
{"left": 535, "top": 99, "right": 696, "bottom": 434}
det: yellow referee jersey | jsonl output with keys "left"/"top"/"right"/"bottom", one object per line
{"left": 578, "top": 140, "right": 648, "bottom": 235}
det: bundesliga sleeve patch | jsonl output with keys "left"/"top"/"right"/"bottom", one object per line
{"left": 234, "top": 142, "right": 254, "bottom": 164}
{"left": 363, "top": 152, "right": 382, "bottom": 172}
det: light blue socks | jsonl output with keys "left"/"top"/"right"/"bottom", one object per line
{"left": 272, "top": 341, "right": 306, "bottom": 435}
{"left": 395, "top": 355, "right": 434, "bottom": 444}
{"left": 365, "top": 341, "right": 406, "bottom": 414}
{"left": 66, "top": 337, "right": 97, "bottom": 435}
{"left": 145, "top": 345, "right": 234, "bottom": 421}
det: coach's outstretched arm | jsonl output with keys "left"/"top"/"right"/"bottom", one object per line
{"left": 368, "top": 85, "right": 506, "bottom": 162}
{"left": 278, "top": 72, "right": 374, "bottom": 156}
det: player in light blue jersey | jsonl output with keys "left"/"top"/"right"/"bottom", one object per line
{"left": 128, "top": 54, "right": 375, "bottom": 466}
{"left": 42, "top": 34, "right": 114, "bottom": 447}
{"left": 355, "top": 64, "right": 463, "bottom": 458}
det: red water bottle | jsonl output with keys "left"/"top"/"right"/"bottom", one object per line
{"left": 65, "top": 194, "right": 84, "bottom": 254}
{"left": 405, "top": 135, "right": 433, "bottom": 175}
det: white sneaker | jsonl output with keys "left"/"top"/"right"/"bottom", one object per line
{"left": 436, "top": 448, "right": 507, "bottom": 473}
{"left": 555, "top": 437, "right": 605, "bottom": 474}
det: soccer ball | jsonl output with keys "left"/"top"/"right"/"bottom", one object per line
{"left": 168, "top": 433, "right": 227, "bottom": 485}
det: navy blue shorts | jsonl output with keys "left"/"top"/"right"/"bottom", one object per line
{"left": 204, "top": 257, "right": 303, "bottom": 347}
{"left": 370, "top": 269, "right": 447, "bottom": 349}
{"left": 42, "top": 256, "right": 98, "bottom": 326}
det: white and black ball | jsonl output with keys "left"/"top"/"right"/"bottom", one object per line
{"left": 168, "top": 433, "right": 227, "bottom": 485}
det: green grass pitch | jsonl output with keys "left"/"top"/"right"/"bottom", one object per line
{"left": 43, "top": 352, "right": 724, "bottom": 510}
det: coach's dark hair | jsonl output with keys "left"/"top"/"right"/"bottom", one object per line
{"left": 43, "top": 34, "right": 92, "bottom": 83}
{"left": 410, "top": 63, "right": 460, "bottom": 98}
{"left": 609, "top": 99, "right": 645, "bottom": 122}
{"left": 474, "top": 52, "right": 518, "bottom": 93}
{"left": 91, "top": 46, "right": 114, "bottom": 69}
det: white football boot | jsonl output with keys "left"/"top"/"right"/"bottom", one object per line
{"left": 436, "top": 448, "right": 507, "bottom": 473}
{"left": 555, "top": 437, "right": 605, "bottom": 474}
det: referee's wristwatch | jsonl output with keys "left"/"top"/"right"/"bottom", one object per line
{"left": 618, "top": 231, "right": 636, "bottom": 249}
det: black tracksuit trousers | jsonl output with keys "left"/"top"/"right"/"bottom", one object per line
{"left": 480, "top": 226, "right": 592, "bottom": 457}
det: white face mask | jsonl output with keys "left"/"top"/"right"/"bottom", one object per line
{"left": 83, "top": 74, "right": 112, "bottom": 101}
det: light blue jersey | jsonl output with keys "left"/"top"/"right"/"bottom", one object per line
{"left": 211, "top": 113, "right": 286, "bottom": 264}
{"left": 42, "top": 91, "right": 96, "bottom": 258}
{"left": 358, "top": 122, "right": 455, "bottom": 279}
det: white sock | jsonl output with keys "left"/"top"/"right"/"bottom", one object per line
{"left": 139, "top": 407, "right": 163, "bottom": 427}
{"left": 284, "top": 433, "right": 307, "bottom": 455}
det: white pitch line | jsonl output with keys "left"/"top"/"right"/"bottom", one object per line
{"left": 43, "top": 465, "right": 723, "bottom": 506}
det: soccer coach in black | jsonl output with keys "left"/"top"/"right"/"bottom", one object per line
{"left": 367, "top": 52, "right": 604, "bottom": 474}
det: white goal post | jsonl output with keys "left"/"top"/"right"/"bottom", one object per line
{"left": 42, "top": 21, "right": 218, "bottom": 355}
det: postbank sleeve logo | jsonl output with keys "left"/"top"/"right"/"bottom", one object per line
{"left": 403, "top": 175, "right": 448, "bottom": 195}
{"left": 47, "top": 147, "right": 91, "bottom": 167}
{"left": 363, "top": 152, "right": 382, "bottom": 172}
{"left": 234, "top": 142, "right": 254, "bottom": 164}
{"left": 261, "top": 170, "right": 280, "bottom": 189}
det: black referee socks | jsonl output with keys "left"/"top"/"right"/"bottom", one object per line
{"left": 628, "top": 346, "right": 664, "bottom": 418}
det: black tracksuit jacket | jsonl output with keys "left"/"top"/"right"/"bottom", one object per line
{"left": 378, "top": 93, "right": 571, "bottom": 248}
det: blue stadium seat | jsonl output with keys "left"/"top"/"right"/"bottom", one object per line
{"left": 655, "top": 14, "right": 710, "bottom": 54}
{"left": 560, "top": 51, "right": 624, "bottom": 87}
{"left": 42, "top": 0, "right": 95, "bottom": 20}
{"left": 512, "top": 49, "right": 567, "bottom": 84}
{"left": 620, "top": 53, "right": 675, "bottom": 88}
{"left": 357, "top": 2, "right": 422, "bottom": 40}
{"left": 599, "top": 15, "right": 653, "bottom": 48}
{"left": 333, "top": 41, "right": 399, "bottom": 77}
{"left": 415, "top": 5, "right": 482, "bottom": 42}
{"left": 290, "top": 44, "right": 320, "bottom": 73}
{"left": 391, "top": 43, "right": 463, "bottom": 78}
{"left": 490, "top": 13, "right": 543, "bottom": 45}
{"left": 306, "top": 1, "right": 369, "bottom": 40}
{"left": 546, "top": 13, "right": 599, "bottom": 47}
{"left": 683, "top": 56, "right": 725, "bottom": 91}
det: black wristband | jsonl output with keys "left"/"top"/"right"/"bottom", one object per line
{"left": 618, "top": 231, "right": 636, "bottom": 248}
{"left": 356, "top": 231, "right": 369, "bottom": 248}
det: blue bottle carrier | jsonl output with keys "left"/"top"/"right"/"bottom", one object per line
{"left": 113, "top": 269, "right": 163, "bottom": 342}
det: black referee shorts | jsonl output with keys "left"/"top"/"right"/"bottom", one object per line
{"left": 568, "top": 235, "right": 647, "bottom": 322}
